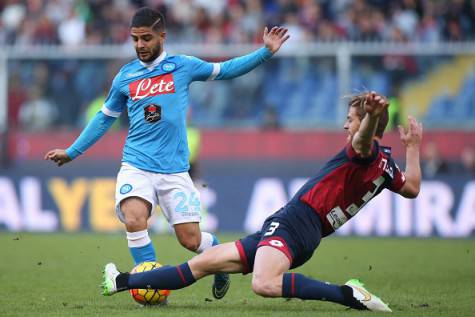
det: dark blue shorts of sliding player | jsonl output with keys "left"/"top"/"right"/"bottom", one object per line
{"left": 235, "top": 200, "right": 323, "bottom": 274}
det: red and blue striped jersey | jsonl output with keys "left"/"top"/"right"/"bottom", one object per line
{"left": 294, "top": 141, "right": 406, "bottom": 237}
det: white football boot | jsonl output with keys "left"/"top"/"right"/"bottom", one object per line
{"left": 345, "top": 279, "right": 392, "bottom": 312}
{"left": 102, "top": 263, "right": 120, "bottom": 296}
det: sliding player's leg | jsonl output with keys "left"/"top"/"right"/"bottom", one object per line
{"left": 244, "top": 202, "right": 338, "bottom": 300}
{"left": 251, "top": 245, "right": 290, "bottom": 297}
{"left": 174, "top": 222, "right": 231, "bottom": 299}
{"left": 102, "top": 242, "right": 244, "bottom": 295}
{"left": 250, "top": 202, "right": 391, "bottom": 312}
{"left": 246, "top": 214, "right": 347, "bottom": 301}
{"left": 251, "top": 244, "right": 352, "bottom": 303}
{"left": 278, "top": 259, "right": 392, "bottom": 312}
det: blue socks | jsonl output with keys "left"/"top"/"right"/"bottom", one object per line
{"left": 129, "top": 242, "right": 156, "bottom": 265}
{"left": 282, "top": 273, "right": 346, "bottom": 304}
{"left": 126, "top": 262, "right": 196, "bottom": 290}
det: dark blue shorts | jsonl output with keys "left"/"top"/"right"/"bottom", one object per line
{"left": 236, "top": 200, "right": 322, "bottom": 274}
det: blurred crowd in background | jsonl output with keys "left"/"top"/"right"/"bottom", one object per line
{"left": 2, "top": 0, "right": 475, "bottom": 174}
{"left": 2, "top": 0, "right": 475, "bottom": 45}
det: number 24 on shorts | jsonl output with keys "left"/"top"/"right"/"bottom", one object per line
{"left": 174, "top": 192, "right": 200, "bottom": 213}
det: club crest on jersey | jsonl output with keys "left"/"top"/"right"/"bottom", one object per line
{"left": 120, "top": 184, "right": 133, "bottom": 194}
{"left": 162, "top": 62, "right": 176, "bottom": 72}
{"left": 144, "top": 104, "right": 162, "bottom": 123}
{"left": 129, "top": 73, "right": 175, "bottom": 101}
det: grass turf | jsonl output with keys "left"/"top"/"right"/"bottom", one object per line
{"left": 0, "top": 233, "right": 474, "bottom": 317}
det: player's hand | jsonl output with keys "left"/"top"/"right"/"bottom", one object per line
{"left": 263, "top": 26, "right": 289, "bottom": 54}
{"left": 363, "top": 91, "right": 389, "bottom": 117}
{"left": 398, "top": 116, "right": 423, "bottom": 148}
{"left": 44, "top": 149, "right": 72, "bottom": 167}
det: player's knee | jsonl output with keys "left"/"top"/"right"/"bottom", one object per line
{"left": 176, "top": 226, "right": 202, "bottom": 251}
{"left": 251, "top": 276, "right": 279, "bottom": 298}
{"left": 123, "top": 213, "right": 147, "bottom": 231}
{"left": 121, "top": 198, "right": 150, "bottom": 231}
{"left": 178, "top": 236, "right": 201, "bottom": 252}
{"left": 190, "top": 253, "right": 218, "bottom": 277}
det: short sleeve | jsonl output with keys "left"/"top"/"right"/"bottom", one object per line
{"left": 102, "top": 73, "right": 127, "bottom": 117}
{"left": 184, "top": 55, "right": 217, "bottom": 82}
{"left": 388, "top": 160, "right": 406, "bottom": 192}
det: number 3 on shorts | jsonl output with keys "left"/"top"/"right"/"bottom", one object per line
{"left": 264, "top": 221, "right": 280, "bottom": 236}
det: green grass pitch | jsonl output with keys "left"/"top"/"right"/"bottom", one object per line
{"left": 1, "top": 233, "right": 474, "bottom": 317}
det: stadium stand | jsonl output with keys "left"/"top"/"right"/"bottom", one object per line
{"left": 2, "top": 0, "right": 475, "bottom": 45}
{"left": 2, "top": 0, "right": 475, "bottom": 129}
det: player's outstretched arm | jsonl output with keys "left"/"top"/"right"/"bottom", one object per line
{"left": 263, "top": 26, "right": 290, "bottom": 54}
{"left": 210, "top": 26, "right": 289, "bottom": 81}
{"left": 352, "top": 92, "right": 389, "bottom": 157}
{"left": 397, "top": 116, "right": 422, "bottom": 198}
{"left": 44, "top": 111, "right": 117, "bottom": 167}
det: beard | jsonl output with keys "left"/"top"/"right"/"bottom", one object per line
{"left": 136, "top": 43, "right": 162, "bottom": 63}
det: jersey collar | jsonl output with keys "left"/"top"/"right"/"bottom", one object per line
{"left": 140, "top": 51, "right": 167, "bottom": 71}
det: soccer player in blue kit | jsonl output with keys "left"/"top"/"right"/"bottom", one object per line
{"left": 44, "top": 7, "right": 289, "bottom": 299}
{"left": 102, "top": 91, "right": 423, "bottom": 312}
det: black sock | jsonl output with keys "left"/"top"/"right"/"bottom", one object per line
{"left": 116, "top": 272, "right": 130, "bottom": 292}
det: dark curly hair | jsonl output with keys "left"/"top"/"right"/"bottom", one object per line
{"left": 130, "top": 7, "right": 165, "bottom": 31}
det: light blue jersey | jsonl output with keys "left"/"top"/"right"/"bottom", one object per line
{"left": 103, "top": 52, "right": 217, "bottom": 173}
{"left": 66, "top": 47, "right": 273, "bottom": 173}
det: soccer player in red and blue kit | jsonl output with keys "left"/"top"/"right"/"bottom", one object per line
{"left": 102, "top": 91, "right": 422, "bottom": 312}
